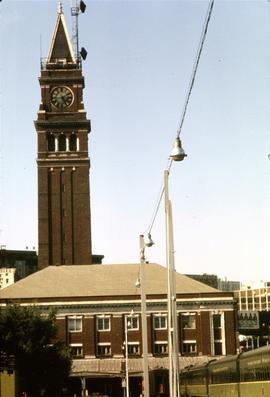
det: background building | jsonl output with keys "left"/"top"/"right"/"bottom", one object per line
{"left": 186, "top": 273, "right": 241, "bottom": 292}
{"left": 235, "top": 285, "right": 270, "bottom": 350}
{"left": 0, "top": 247, "right": 38, "bottom": 284}
{"left": 0, "top": 268, "right": 16, "bottom": 289}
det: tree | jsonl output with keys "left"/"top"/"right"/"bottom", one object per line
{"left": 0, "top": 304, "right": 71, "bottom": 397}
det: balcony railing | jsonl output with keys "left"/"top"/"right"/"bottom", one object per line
{"left": 40, "top": 57, "right": 82, "bottom": 70}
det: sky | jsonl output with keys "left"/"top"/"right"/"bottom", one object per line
{"left": 0, "top": 0, "right": 269, "bottom": 285}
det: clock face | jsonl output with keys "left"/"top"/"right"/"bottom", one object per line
{"left": 50, "top": 86, "right": 74, "bottom": 109}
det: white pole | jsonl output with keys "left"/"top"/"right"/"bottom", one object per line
{"left": 139, "top": 235, "right": 150, "bottom": 397}
{"left": 164, "top": 170, "right": 180, "bottom": 397}
{"left": 168, "top": 200, "right": 180, "bottom": 397}
{"left": 125, "top": 315, "right": 129, "bottom": 397}
{"left": 164, "top": 170, "right": 173, "bottom": 397}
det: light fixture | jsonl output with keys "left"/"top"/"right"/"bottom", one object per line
{"left": 170, "top": 137, "right": 187, "bottom": 162}
{"left": 135, "top": 278, "right": 140, "bottom": 288}
{"left": 145, "top": 233, "right": 154, "bottom": 247}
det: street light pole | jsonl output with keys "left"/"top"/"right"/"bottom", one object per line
{"left": 125, "top": 315, "right": 130, "bottom": 397}
{"left": 164, "top": 170, "right": 180, "bottom": 397}
{"left": 139, "top": 235, "right": 150, "bottom": 397}
{"left": 165, "top": 137, "right": 186, "bottom": 397}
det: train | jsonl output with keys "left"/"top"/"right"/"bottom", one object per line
{"left": 179, "top": 344, "right": 270, "bottom": 396}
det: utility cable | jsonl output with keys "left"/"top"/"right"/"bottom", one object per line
{"left": 145, "top": 0, "right": 214, "bottom": 236}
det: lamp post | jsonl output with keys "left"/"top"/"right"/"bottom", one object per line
{"left": 139, "top": 234, "right": 153, "bottom": 397}
{"left": 125, "top": 314, "right": 130, "bottom": 397}
{"left": 125, "top": 310, "right": 134, "bottom": 397}
{"left": 165, "top": 137, "right": 186, "bottom": 397}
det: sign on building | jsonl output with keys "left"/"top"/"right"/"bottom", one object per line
{"left": 238, "top": 311, "right": 259, "bottom": 330}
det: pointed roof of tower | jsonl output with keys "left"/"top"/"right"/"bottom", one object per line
{"left": 47, "top": 2, "right": 75, "bottom": 64}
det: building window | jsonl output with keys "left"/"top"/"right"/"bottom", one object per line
{"left": 154, "top": 342, "right": 168, "bottom": 355}
{"left": 70, "top": 134, "right": 77, "bottom": 151}
{"left": 47, "top": 134, "right": 55, "bottom": 151}
{"left": 182, "top": 341, "right": 197, "bottom": 355}
{"left": 68, "top": 316, "right": 82, "bottom": 332}
{"left": 212, "top": 313, "right": 225, "bottom": 356}
{"left": 70, "top": 344, "right": 83, "bottom": 358}
{"left": 213, "top": 314, "right": 222, "bottom": 328}
{"left": 214, "top": 341, "right": 223, "bottom": 355}
{"left": 97, "top": 343, "right": 111, "bottom": 357}
{"left": 59, "top": 134, "right": 66, "bottom": 151}
{"left": 126, "top": 315, "right": 139, "bottom": 331}
{"left": 97, "top": 315, "right": 110, "bottom": 331}
{"left": 182, "top": 314, "right": 196, "bottom": 329}
{"left": 127, "top": 342, "right": 140, "bottom": 356}
{"left": 153, "top": 314, "right": 167, "bottom": 330}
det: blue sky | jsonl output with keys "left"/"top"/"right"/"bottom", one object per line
{"left": 0, "top": 0, "right": 269, "bottom": 285}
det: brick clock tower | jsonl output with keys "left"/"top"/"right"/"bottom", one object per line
{"left": 35, "top": 4, "right": 92, "bottom": 269}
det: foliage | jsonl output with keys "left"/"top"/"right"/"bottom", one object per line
{"left": 0, "top": 304, "right": 71, "bottom": 397}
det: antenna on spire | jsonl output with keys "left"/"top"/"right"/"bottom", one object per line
{"left": 58, "top": 0, "right": 63, "bottom": 14}
{"left": 71, "top": 0, "right": 87, "bottom": 63}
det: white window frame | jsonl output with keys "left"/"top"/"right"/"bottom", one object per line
{"left": 70, "top": 343, "right": 83, "bottom": 357}
{"left": 97, "top": 315, "right": 111, "bottom": 331}
{"left": 68, "top": 316, "right": 82, "bottom": 332}
{"left": 182, "top": 340, "right": 197, "bottom": 354}
{"left": 154, "top": 341, "right": 168, "bottom": 355}
{"left": 97, "top": 343, "right": 111, "bottom": 356}
{"left": 210, "top": 312, "right": 226, "bottom": 356}
{"left": 182, "top": 313, "right": 196, "bottom": 329}
{"left": 126, "top": 314, "right": 139, "bottom": 331}
{"left": 153, "top": 314, "right": 167, "bottom": 330}
{"left": 127, "top": 342, "right": 140, "bottom": 356}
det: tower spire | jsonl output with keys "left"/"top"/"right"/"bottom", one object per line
{"left": 58, "top": 0, "right": 63, "bottom": 14}
{"left": 47, "top": 1, "right": 75, "bottom": 64}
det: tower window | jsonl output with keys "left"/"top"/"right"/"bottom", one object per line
{"left": 59, "top": 134, "right": 66, "bottom": 151}
{"left": 70, "top": 134, "right": 77, "bottom": 151}
{"left": 48, "top": 134, "right": 55, "bottom": 151}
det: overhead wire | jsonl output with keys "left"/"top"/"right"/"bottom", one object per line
{"left": 145, "top": 0, "right": 215, "bottom": 236}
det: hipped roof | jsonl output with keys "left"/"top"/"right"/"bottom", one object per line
{"left": 0, "top": 263, "right": 217, "bottom": 300}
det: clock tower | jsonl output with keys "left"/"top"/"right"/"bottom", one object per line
{"left": 35, "top": 4, "right": 92, "bottom": 269}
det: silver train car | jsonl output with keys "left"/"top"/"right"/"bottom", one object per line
{"left": 179, "top": 345, "right": 270, "bottom": 396}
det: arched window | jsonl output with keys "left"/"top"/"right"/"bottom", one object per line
{"left": 48, "top": 134, "right": 55, "bottom": 151}
{"left": 70, "top": 134, "right": 77, "bottom": 151}
{"left": 59, "top": 134, "right": 66, "bottom": 151}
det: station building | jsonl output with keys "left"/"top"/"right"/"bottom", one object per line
{"left": 0, "top": 263, "right": 237, "bottom": 397}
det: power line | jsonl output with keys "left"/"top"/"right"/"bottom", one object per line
{"left": 145, "top": 0, "right": 215, "bottom": 236}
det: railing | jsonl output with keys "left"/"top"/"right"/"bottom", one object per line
{"left": 40, "top": 57, "right": 82, "bottom": 70}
